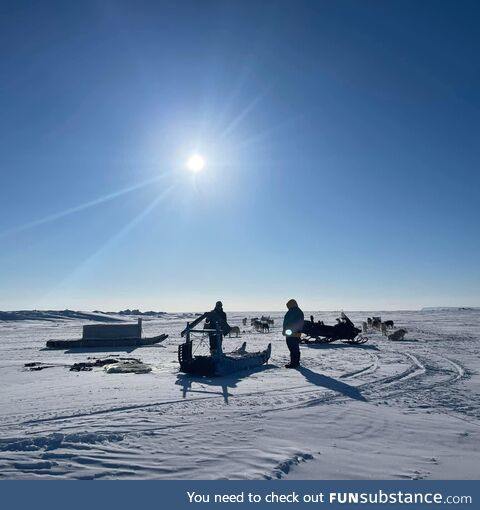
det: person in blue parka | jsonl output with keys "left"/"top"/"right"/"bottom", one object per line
{"left": 282, "top": 299, "right": 305, "bottom": 368}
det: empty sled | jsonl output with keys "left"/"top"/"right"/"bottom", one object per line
{"left": 46, "top": 318, "right": 168, "bottom": 349}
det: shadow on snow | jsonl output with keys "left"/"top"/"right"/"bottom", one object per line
{"left": 175, "top": 364, "right": 278, "bottom": 404}
{"left": 297, "top": 366, "right": 367, "bottom": 402}
{"left": 303, "top": 342, "right": 380, "bottom": 351}
{"left": 175, "top": 363, "right": 366, "bottom": 404}
{"left": 40, "top": 344, "right": 167, "bottom": 355}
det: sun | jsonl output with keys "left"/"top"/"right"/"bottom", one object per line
{"left": 186, "top": 153, "right": 205, "bottom": 172}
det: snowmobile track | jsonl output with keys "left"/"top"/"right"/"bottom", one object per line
{"left": 4, "top": 346, "right": 469, "bottom": 441}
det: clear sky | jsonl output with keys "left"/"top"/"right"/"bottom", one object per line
{"left": 1, "top": 0, "right": 479, "bottom": 312}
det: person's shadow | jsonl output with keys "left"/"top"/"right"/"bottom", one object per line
{"left": 303, "top": 342, "right": 380, "bottom": 351}
{"left": 298, "top": 366, "right": 367, "bottom": 402}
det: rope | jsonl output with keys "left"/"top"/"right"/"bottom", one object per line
{"left": 191, "top": 333, "right": 209, "bottom": 355}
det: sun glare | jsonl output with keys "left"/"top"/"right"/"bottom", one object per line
{"left": 186, "top": 154, "right": 205, "bottom": 172}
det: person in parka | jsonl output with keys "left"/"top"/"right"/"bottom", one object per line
{"left": 282, "top": 299, "right": 304, "bottom": 368}
{"left": 205, "top": 301, "right": 231, "bottom": 353}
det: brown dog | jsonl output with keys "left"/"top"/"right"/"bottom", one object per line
{"left": 229, "top": 326, "right": 241, "bottom": 338}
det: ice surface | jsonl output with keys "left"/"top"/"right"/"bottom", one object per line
{"left": 0, "top": 310, "right": 479, "bottom": 479}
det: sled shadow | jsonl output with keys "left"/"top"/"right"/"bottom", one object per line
{"left": 298, "top": 366, "right": 367, "bottom": 402}
{"left": 63, "top": 346, "right": 139, "bottom": 354}
{"left": 176, "top": 363, "right": 278, "bottom": 404}
{"left": 40, "top": 344, "right": 167, "bottom": 354}
{"left": 40, "top": 346, "right": 139, "bottom": 354}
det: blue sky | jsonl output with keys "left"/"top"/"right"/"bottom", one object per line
{"left": 1, "top": 0, "right": 479, "bottom": 311}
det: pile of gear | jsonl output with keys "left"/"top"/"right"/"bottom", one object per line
{"left": 70, "top": 357, "right": 151, "bottom": 373}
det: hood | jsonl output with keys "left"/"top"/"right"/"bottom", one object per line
{"left": 286, "top": 299, "right": 298, "bottom": 309}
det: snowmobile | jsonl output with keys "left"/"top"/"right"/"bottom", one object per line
{"left": 302, "top": 312, "right": 368, "bottom": 345}
{"left": 178, "top": 312, "right": 271, "bottom": 376}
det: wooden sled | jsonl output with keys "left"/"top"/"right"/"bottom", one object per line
{"left": 178, "top": 312, "right": 271, "bottom": 376}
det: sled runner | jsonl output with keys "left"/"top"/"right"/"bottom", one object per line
{"left": 178, "top": 312, "right": 271, "bottom": 376}
{"left": 302, "top": 313, "right": 368, "bottom": 345}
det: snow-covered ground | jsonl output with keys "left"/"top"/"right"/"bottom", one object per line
{"left": 1, "top": 309, "right": 479, "bottom": 480}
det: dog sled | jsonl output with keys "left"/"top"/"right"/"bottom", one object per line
{"left": 178, "top": 312, "right": 271, "bottom": 376}
{"left": 302, "top": 313, "right": 368, "bottom": 345}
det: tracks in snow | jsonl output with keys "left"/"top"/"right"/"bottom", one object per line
{"left": 5, "top": 346, "right": 467, "bottom": 438}
{"left": 0, "top": 337, "right": 472, "bottom": 480}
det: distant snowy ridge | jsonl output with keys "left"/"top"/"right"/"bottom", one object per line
{"left": 0, "top": 310, "right": 124, "bottom": 322}
{"left": 0, "top": 309, "right": 194, "bottom": 322}
{"left": 108, "top": 309, "right": 167, "bottom": 317}
{"left": 421, "top": 307, "right": 480, "bottom": 311}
